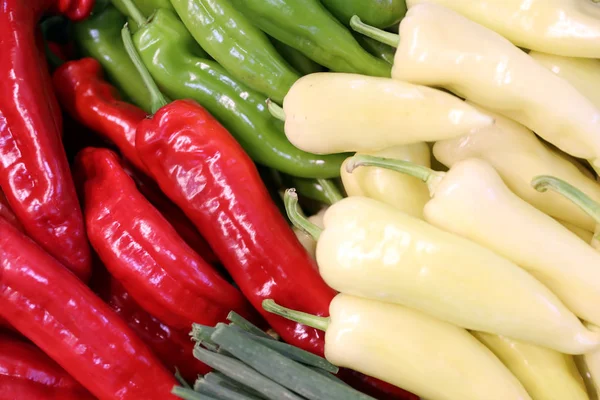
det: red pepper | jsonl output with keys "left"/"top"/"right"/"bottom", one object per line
{"left": 0, "top": 0, "right": 91, "bottom": 280}
{"left": 136, "top": 99, "right": 335, "bottom": 353}
{"left": 77, "top": 147, "right": 257, "bottom": 330}
{"left": 53, "top": 58, "right": 217, "bottom": 262}
{"left": 96, "top": 274, "right": 210, "bottom": 382}
{"left": 0, "top": 217, "right": 178, "bottom": 400}
{"left": 53, "top": 58, "right": 149, "bottom": 175}
{"left": 52, "top": 0, "right": 95, "bottom": 21}
{"left": 0, "top": 190, "right": 24, "bottom": 233}
{"left": 0, "top": 333, "right": 95, "bottom": 400}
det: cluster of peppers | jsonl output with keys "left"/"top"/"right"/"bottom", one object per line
{"left": 2, "top": 0, "right": 600, "bottom": 400}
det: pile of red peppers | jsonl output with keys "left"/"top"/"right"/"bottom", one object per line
{"left": 0, "top": 1, "right": 415, "bottom": 399}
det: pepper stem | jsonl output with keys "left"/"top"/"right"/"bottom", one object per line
{"left": 284, "top": 189, "right": 323, "bottom": 240}
{"left": 346, "top": 154, "right": 443, "bottom": 194}
{"left": 262, "top": 300, "right": 330, "bottom": 332}
{"left": 121, "top": 24, "right": 168, "bottom": 114}
{"left": 350, "top": 16, "right": 399, "bottom": 48}
{"left": 317, "top": 179, "right": 344, "bottom": 204}
{"left": 266, "top": 99, "right": 286, "bottom": 121}
{"left": 114, "top": 0, "right": 146, "bottom": 27}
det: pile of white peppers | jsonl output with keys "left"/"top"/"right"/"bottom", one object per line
{"left": 273, "top": 1, "right": 600, "bottom": 399}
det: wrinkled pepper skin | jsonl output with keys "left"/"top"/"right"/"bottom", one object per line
{"left": 53, "top": 58, "right": 149, "bottom": 174}
{"left": 324, "top": 295, "right": 531, "bottom": 400}
{"left": 228, "top": 0, "right": 391, "bottom": 77}
{"left": 317, "top": 197, "right": 599, "bottom": 354}
{"left": 0, "top": 218, "right": 178, "bottom": 400}
{"left": 133, "top": 9, "right": 346, "bottom": 179}
{"left": 321, "top": 0, "right": 406, "bottom": 28}
{"left": 474, "top": 332, "right": 588, "bottom": 400}
{"left": 0, "top": 0, "right": 92, "bottom": 281}
{"left": 73, "top": 4, "right": 154, "bottom": 112}
{"left": 282, "top": 73, "right": 493, "bottom": 155}
{"left": 434, "top": 105, "right": 600, "bottom": 232}
{"left": 136, "top": 99, "right": 334, "bottom": 353}
{"left": 406, "top": 0, "right": 600, "bottom": 58}
{"left": 393, "top": 4, "right": 600, "bottom": 171}
{"left": 0, "top": 334, "right": 95, "bottom": 400}
{"left": 341, "top": 144, "right": 431, "bottom": 218}
{"left": 0, "top": 190, "right": 24, "bottom": 232}
{"left": 78, "top": 148, "right": 254, "bottom": 330}
{"left": 97, "top": 276, "right": 210, "bottom": 382}
{"left": 171, "top": 0, "right": 300, "bottom": 104}
{"left": 530, "top": 52, "right": 600, "bottom": 109}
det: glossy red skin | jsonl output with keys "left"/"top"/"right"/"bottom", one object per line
{"left": 98, "top": 276, "right": 210, "bottom": 382}
{"left": 123, "top": 164, "right": 218, "bottom": 265}
{"left": 0, "top": 334, "right": 95, "bottom": 400}
{"left": 52, "top": 0, "right": 95, "bottom": 21}
{"left": 0, "top": 218, "right": 178, "bottom": 400}
{"left": 0, "top": 0, "right": 91, "bottom": 281}
{"left": 0, "top": 190, "right": 23, "bottom": 232}
{"left": 78, "top": 147, "right": 256, "bottom": 330}
{"left": 136, "top": 100, "right": 335, "bottom": 354}
{"left": 53, "top": 58, "right": 150, "bottom": 175}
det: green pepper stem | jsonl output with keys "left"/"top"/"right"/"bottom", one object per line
{"left": 284, "top": 189, "right": 323, "bottom": 240}
{"left": 317, "top": 179, "right": 344, "bottom": 204}
{"left": 346, "top": 154, "right": 443, "bottom": 195}
{"left": 121, "top": 24, "right": 168, "bottom": 114}
{"left": 262, "top": 300, "right": 330, "bottom": 332}
{"left": 114, "top": 0, "right": 146, "bottom": 27}
{"left": 532, "top": 176, "right": 600, "bottom": 224}
{"left": 266, "top": 99, "right": 286, "bottom": 121}
{"left": 350, "top": 16, "right": 399, "bottom": 48}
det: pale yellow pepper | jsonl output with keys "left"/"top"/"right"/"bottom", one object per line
{"left": 340, "top": 144, "right": 431, "bottom": 218}
{"left": 275, "top": 72, "right": 494, "bottom": 155}
{"left": 433, "top": 105, "right": 600, "bottom": 232}
{"left": 293, "top": 208, "right": 326, "bottom": 260}
{"left": 351, "top": 4, "right": 600, "bottom": 171}
{"left": 473, "top": 332, "right": 588, "bottom": 400}
{"left": 264, "top": 294, "right": 532, "bottom": 400}
{"left": 284, "top": 191, "right": 599, "bottom": 354}
{"left": 558, "top": 220, "right": 595, "bottom": 243}
{"left": 529, "top": 52, "right": 600, "bottom": 108}
{"left": 348, "top": 155, "right": 600, "bottom": 330}
{"left": 405, "top": 0, "right": 600, "bottom": 58}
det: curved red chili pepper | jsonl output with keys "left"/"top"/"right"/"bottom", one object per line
{"left": 52, "top": 0, "right": 95, "bottom": 21}
{"left": 99, "top": 276, "right": 210, "bottom": 382}
{"left": 53, "top": 58, "right": 149, "bottom": 174}
{"left": 0, "top": 217, "right": 178, "bottom": 400}
{"left": 136, "top": 99, "right": 335, "bottom": 354}
{"left": 0, "top": 334, "right": 95, "bottom": 400}
{"left": 0, "top": 189, "right": 24, "bottom": 233}
{"left": 77, "top": 147, "right": 258, "bottom": 330}
{"left": 0, "top": 0, "right": 91, "bottom": 280}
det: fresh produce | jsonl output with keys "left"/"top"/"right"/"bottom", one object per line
{"left": 273, "top": 73, "right": 493, "bottom": 154}
{"left": 0, "top": 0, "right": 92, "bottom": 280}
{"left": 2, "top": 0, "right": 600, "bottom": 398}
{"left": 405, "top": 0, "right": 600, "bottom": 58}
{"left": 351, "top": 4, "right": 600, "bottom": 172}
{"left": 263, "top": 295, "right": 532, "bottom": 400}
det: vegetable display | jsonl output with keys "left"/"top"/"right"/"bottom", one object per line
{"left": 1, "top": 0, "right": 600, "bottom": 399}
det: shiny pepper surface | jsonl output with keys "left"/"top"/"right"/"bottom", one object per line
{"left": 135, "top": 99, "right": 335, "bottom": 355}
{"left": 321, "top": 0, "right": 406, "bottom": 28}
{"left": 0, "top": 189, "right": 23, "bottom": 232}
{"left": 0, "top": 0, "right": 92, "bottom": 280}
{"left": 0, "top": 217, "right": 178, "bottom": 400}
{"left": 73, "top": 3, "right": 154, "bottom": 112}
{"left": 132, "top": 9, "right": 346, "bottom": 179}
{"left": 78, "top": 147, "right": 254, "bottom": 330}
{"left": 0, "top": 334, "right": 95, "bottom": 400}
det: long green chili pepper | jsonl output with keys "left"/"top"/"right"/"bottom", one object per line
{"left": 112, "top": 0, "right": 174, "bottom": 16}
{"left": 228, "top": 0, "right": 391, "bottom": 77}
{"left": 170, "top": 0, "right": 300, "bottom": 103}
{"left": 320, "top": 0, "right": 406, "bottom": 28}
{"left": 270, "top": 38, "right": 326, "bottom": 76}
{"left": 74, "top": 4, "right": 154, "bottom": 111}
{"left": 129, "top": 7, "right": 346, "bottom": 178}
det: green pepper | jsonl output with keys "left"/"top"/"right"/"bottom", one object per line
{"left": 170, "top": 0, "right": 300, "bottom": 104}
{"left": 131, "top": 9, "right": 346, "bottom": 178}
{"left": 354, "top": 35, "right": 395, "bottom": 64}
{"left": 73, "top": 4, "right": 154, "bottom": 112}
{"left": 228, "top": 0, "right": 391, "bottom": 77}
{"left": 270, "top": 38, "right": 326, "bottom": 76}
{"left": 320, "top": 0, "right": 406, "bottom": 28}
{"left": 111, "top": 0, "right": 174, "bottom": 17}
{"left": 280, "top": 174, "right": 343, "bottom": 206}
